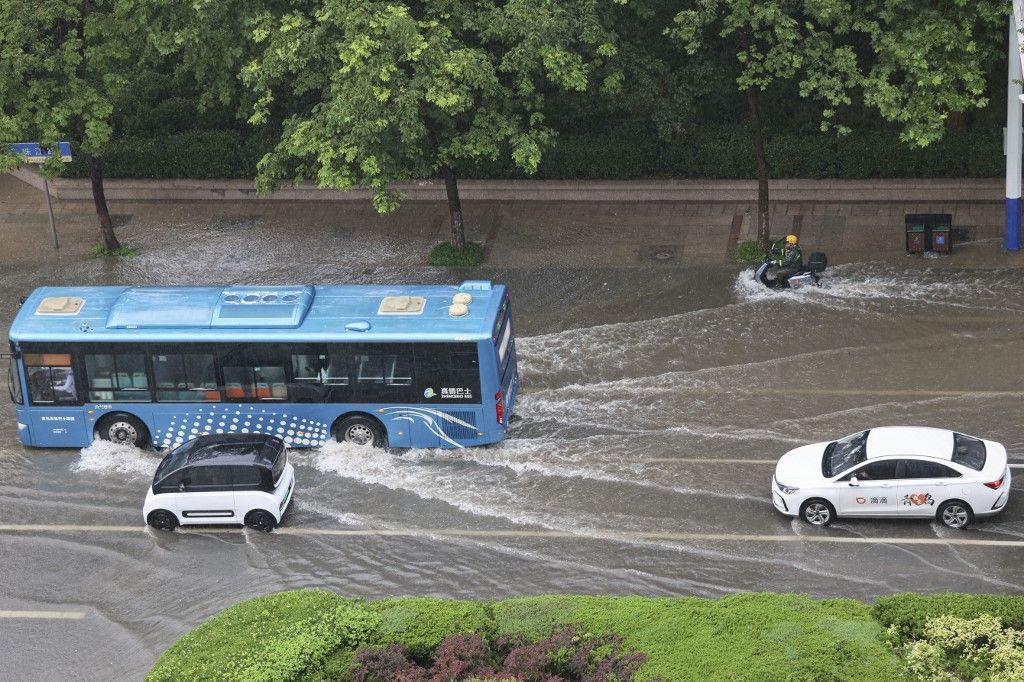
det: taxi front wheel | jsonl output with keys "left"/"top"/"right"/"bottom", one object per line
{"left": 800, "top": 499, "right": 835, "bottom": 527}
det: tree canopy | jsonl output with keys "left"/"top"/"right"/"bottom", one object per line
{"left": 0, "top": 0, "right": 147, "bottom": 248}
{"left": 668, "top": 0, "right": 1005, "bottom": 246}
{"left": 243, "top": 0, "right": 620, "bottom": 246}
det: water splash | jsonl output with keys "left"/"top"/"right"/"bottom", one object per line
{"left": 73, "top": 439, "right": 161, "bottom": 477}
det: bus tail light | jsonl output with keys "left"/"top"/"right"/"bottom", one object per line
{"left": 495, "top": 390, "right": 504, "bottom": 425}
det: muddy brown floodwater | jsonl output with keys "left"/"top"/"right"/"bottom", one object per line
{"left": 1, "top": 218, "right": 1023, "bottom": 679}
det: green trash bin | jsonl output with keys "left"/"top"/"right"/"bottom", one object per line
{"left": 906, "top": 223, "right": 926, "bottom": 254}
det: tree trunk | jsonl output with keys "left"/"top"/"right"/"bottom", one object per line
{"left": 746, "top": 86, "right": 771, "bottom": 249}
{"left": 88, "top": 156, "right": 120, "bottom": 250}
{"left": 947, "top": 110, "right": 967, "bottom": 133}
{"left": 441, "top": 165, "right": 466, "bottom": 250}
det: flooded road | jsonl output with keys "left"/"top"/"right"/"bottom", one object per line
{"left": 2, "top": 216, "right": 1024, "bottom": 679}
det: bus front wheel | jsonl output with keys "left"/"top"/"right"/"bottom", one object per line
{"left": 97, "top": 413, "right": 150, "bottom": 449}
{"left": 334, "top": 415, "right": 387, "bottom": 448}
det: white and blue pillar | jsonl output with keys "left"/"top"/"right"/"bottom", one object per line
{"left": 1007, "top": 7, "right": 1024, "bottom": 251}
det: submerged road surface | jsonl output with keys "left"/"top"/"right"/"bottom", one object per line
{"left": 2, "top": 218, "right": 1024, "bottom": 678}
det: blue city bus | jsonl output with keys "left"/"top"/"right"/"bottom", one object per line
{"left": 6, "top": 281, "right": 518, "bottom": 450}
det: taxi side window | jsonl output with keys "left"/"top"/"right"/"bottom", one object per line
{"left": 187, "top": 466, "right": 234, "bottom": 490}
{"left": 898, "top": 460, "right": 962, "bottom": 479}
{"left": 232, "top": 466, "right": 264, "bottom": 490}
{"left": 842, "top": 460, "right": 898, "bottom": 481}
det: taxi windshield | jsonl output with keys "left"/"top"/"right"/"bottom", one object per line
{"left": 153, "top": 439, "right": 200, "bottom": 483}
{"left": 822, "top": 430, "right": 869, "bottom": 477}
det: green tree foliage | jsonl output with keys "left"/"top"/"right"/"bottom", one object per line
{"left": 243, "top": 0, "right": 620, "bottom": 248}
{"left": 0, "top": 0, "right": 149, "bottom": 249}
{"left": 669, "top": 0, "right": 1004, "bottom": 247}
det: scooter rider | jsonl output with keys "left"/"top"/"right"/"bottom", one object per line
{"left": 770, "top": 234, "right": 803, "bottom": 282}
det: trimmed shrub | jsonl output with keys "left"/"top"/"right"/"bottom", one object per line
{"left": 367, "top": 598, "right": 490, "bottom": 659}
{"left": 874, "top": 594, "right": 1024, "bottom": 643}
{"left": 57, "top": 123, "right": 1002, "bottom": 183}
{"left": 896, "top": 614, "right": 1024, "bottom": 681}
{"left": 733, "top": 240, "right": 766, "bottom": 264}
{"left": 147, "top": 590, "right": 380, "bottom": 682}
{"left": 351, "top": 625, "right": 647, "bottom": 681}
{"left": 89, "top": 243, "right": 138, "bottom": 258}
{"left": 488, "top": 593, "right": 903, "bottom": 681}
{"left": 427, "top": 241, "right": 485, "bottom": 267}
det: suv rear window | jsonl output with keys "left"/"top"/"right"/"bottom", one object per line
{"left": 952, "top": 434, "right": 986, "bottom": 471}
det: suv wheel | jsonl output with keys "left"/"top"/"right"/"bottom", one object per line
{"left": 245, "top": 509, "right": 277, "bottom": 532}
{"left": 147, "top": 510, "right": 179, "bottom": 532}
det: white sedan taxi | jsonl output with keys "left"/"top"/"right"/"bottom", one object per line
{"left": 772, "top": 426, "right": 1010, "bottom": 529}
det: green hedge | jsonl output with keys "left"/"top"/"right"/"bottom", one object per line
{"left": 151, "top": 591, "right": 906, "bottom": 681}
{"left": 874, "top": 593, "right": 1024, "bottom": 643}
{"left": 66, "top": 124, "right": 1001, "bottom": 182}
{"left": 146, "top": 590, "right": 379, "bottom": 682}
{"left": 488, "top": 594, "right": 903, "bottom": 681}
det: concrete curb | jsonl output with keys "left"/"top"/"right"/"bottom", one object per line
{"left": 7, "top": 167, "right": 1004, "bottom": 203}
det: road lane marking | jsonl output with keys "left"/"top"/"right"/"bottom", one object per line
{"left": 743, "top": 389, "right": 1024, "bottom": 398}
{"left": 642, "top": 459, "right": 1024, "bottom": 467}
{"left": 0, "top": 610, "right": 85, "bottom": 620}
{"left": 2, "top": 523, "right": 1024, "bottom": 548}
{"left": 643, "top": 458, "right": 774, "bottom": 464}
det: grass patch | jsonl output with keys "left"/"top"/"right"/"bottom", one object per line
{"left": 427, "top": 241, "right": 484, "bottom": 266}
{"left": 89, "top": 243, "right": 138, "bottom": 258}
{"left": 733, "top": 239, "right": 766, "bottom": 264}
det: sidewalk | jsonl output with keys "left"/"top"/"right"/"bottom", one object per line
{"left": 0, "top": 170, "right": 1013, "bottom": 268}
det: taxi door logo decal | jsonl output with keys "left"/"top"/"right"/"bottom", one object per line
{"left": 856, "top": 497, "right": 866, "bottom": 504}
{"left": 902, "top": 493, "right": 935, "bottom": 506}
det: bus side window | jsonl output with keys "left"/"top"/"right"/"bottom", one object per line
{"left": 152, "top": 353, "right": 220, "bottom": 402}
{"left": 24, "top": 353, "right": 78, "bottom": 404}
{"left": 84, "top": 353, "right": 151, "bottom": 402}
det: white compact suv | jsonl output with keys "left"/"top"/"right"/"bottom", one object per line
{"left": 772, "top": 426, "right": 1010, "bottom": 529}
{"left": 144, "top": 434, "right": 295, "bottom": 532}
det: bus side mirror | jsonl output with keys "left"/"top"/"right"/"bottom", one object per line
{"left": 848, "top": 476, "right": 859, "bottom": 487}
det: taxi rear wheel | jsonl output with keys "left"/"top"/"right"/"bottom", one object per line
{"left": 800, "top": 499, "right": 835, "bottom": 527}
{"left": 245, "top": 509, "right": 277, "bottom": 533}
{"left": 938, "top": 500, "right": 973, "bottom": 529}
{"left": 147, "top": 510, "right": 178, "bottom": 532}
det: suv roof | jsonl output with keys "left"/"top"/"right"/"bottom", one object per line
{"left": 183, "top": 434, "right": 284, "bottom": 468}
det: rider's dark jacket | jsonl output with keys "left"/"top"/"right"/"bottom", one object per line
{"left": 771, "top": 242, "right": 802, "bottom": 267}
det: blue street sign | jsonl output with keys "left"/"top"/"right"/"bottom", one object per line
{"left": 7, "top": 141, "right": 72, "bottom": 163}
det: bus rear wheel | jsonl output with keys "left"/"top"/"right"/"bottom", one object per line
{"left": 97, "top": 413, "right": 149, "bottom": 448}
{"left": 335, "top": 415, "right": 386, "bottom": 448}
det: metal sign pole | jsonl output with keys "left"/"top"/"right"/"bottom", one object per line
{"left": 42, "top": 176, "right": 59, "bottom": 249}
{"left": 6, "top": 141, "right": 71, "bottom": 251}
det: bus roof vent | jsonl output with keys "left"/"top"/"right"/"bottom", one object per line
{"left": 36, "top": 296, "right": 85, "bottom": 316}
{"left": 459, "top": 280, "right": 492, "bottom": 291}
{"left": 378, "top": 295, "right": 425, "bottom": 315}
{"left": 212, "top": 286, "right": 315, "bottom": 327}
